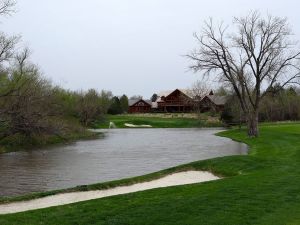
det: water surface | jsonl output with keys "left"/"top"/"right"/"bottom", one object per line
{"left": 0, "top": 128, "right": 247, "bottom": 197}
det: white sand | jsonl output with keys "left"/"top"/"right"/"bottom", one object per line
{"left": 0, "top": 171, "right": 219, "bottom": 215}
{"left": 124, "top": 123, "right": 152, "bottom": 128}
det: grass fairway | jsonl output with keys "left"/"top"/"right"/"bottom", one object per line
{"left": 95, "top": 114, "right": 222, "bottom": 128}
{"left": 1, "top": 123, "right": 300, "bottom": 224}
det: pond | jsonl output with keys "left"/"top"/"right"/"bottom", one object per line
{"left": 0, "top": 128, "right": 247, "bottom": 197}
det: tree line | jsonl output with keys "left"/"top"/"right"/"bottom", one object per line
{"left": 0, "top": 0, "right": 134, "bottom": 151}
{"left": 0, "top": 52, "right": 130, "bottom": 150}
{"left": 0, "top": 51, "right": 130, "bottom": 142}
{"left": 220, "top": 85, "right": 300, "bottom": 124}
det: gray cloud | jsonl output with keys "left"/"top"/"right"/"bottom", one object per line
{"left": 1, "top": 0, "right": 299, "bottom": 98}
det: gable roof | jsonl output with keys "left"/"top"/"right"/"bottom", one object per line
{"left": 160, "top": 89, "right": 194, "bottom": 98}
{"left": 129, "top": 99, "right": 152, "bottom": 107}
{"left": 157, "top": 89, "right": 194, "bottom": 100}
{"left": 205, "top": 95, "right": 227, "bottom": 105}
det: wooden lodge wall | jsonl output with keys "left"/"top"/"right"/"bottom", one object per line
{"left": 128, "top": 89, "right": 226, "bottom": 114}
{"left": 157, "top": 89, "right": 194, "bottom": 113}
{"left": 128, "top": 99, "right": 152, "bottom": 113}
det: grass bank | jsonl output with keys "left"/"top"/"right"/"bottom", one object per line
{"left": 0, "top": 117, "right": 101, "bottom": 154}
{"left": 0, "top": 130, "right": 100, "bottom": 154}
{"left": 95, "top": 113, "right": 222, "bottom": 128}
{"left": 0, "top": 123, "right": 300, "bottom": 224}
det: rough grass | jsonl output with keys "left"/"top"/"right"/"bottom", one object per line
{"left": 0, "top": 123, "right": 300, "bottom": 224}
{"left": 95, "top": 114, "right": 222, "bottom": 128}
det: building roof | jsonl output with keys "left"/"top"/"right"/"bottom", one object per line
{"left": 206, "top": 95, "right": 227, "bottom": 105}
{"left": 155, "top": 89, "right": 195, "bottom": 104}
{"left": 128, "top": 99, "right": 152, "bottom": 107}
{"left": 157, "top": 89, "right": 194, "bottom": 99}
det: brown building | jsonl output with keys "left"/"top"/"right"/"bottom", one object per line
{"left": 155, "top": 89, "right": 195, "bottom": 112}
{"left": 199, "top": 94, "right": 227, "bottom": 112}
{"left": 128, "top": 89, "right": 227, "bottom": 114}
{"left": 128, "top": 99, "right": 152, "bottom": 113}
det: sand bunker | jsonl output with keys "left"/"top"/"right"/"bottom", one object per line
{"left": 124, "top": 123, "right": 152, "bottom": 128}
{"left": 0, "top": 171, "right": 219, "bottom": 214}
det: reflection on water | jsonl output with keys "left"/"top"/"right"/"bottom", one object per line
{"left": 0, "top": 128, "right": 247, "bottom": 197}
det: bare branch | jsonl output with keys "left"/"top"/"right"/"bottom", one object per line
{"left": 0, "top": 0, "right": 16, "bottom": 16}
{"left": 187, "top": 11, "right": 300, "bottom": 136}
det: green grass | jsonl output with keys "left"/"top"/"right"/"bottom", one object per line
{"left": 0, "top": 123, "right": 300, "bottom": 224}
{"left": 95, "top": 114, "right": 222, "bottom": 128}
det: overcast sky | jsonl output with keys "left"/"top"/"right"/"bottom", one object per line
{"left": 1, "top": 0, "right": 299, "bottom": 98}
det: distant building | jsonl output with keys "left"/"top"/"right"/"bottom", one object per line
{"left": 128, "top": 89, "right": 227, "bottom": 114}
{"left": 154, "top": 89, "right": 195, "bottom": 113}
{"left": 199, "top": 93, "right": 227, "bottom": 112}
{"left": 128, "top": 99, "right": 152, "bottom": 113}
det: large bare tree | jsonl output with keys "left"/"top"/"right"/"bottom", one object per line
{"left": 187, "top": 12, "right": 300, "bottom": 137}
{"left": 0, "top": 49, "right": 59, "bottom": 138}
{"left": 0, "top": 0, "right": 19, "bottom": 97}
{"left": 188, "top": 80, "right": 210, "bottom": 115}
{"left": 0, "top": 0, "right": 15, "bottom": 16}
{"left": 0, "top": 0, "right": 18, "bottom": 65}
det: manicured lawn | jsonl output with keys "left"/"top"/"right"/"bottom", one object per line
{"left": 95, "top": 114, "right": 222, "bottom": 128}
{"left": 0, "top": 123, "right": 300, "bottom": 224}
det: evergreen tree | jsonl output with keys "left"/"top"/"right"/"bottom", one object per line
{"left": 120, "top": 94, "right": 129, "bottom": 113}
{"left": 108, "top": 96, "right": 123, "bottom": 115}
{"left": 151, "top": 93, "right": 158, "bottom": 102}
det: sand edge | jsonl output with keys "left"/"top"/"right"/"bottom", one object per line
{"left": 0, "top": 171, "right": 220, "bottom": 215}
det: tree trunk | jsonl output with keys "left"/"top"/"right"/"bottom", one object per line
{"left": 247, "top": 111, "right": 259, "bottom": 137}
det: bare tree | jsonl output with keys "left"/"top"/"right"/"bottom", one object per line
{"left": 188, "top": 80, "right": 210, "bottom": 114}
{"left": 0, "top": 49, "right": 60, "bottom": 138}
{"left": 0, "top": 0, "right": 18, "bottom": 63}
{"left": 0, "top": 0, "right": 18, "bottom": 61}
{"left": 77, "top": 89, "right": 103, "bottom": 126}
{"left": 0, "top": 34, "right": 19, "bottom": 63}
{"left": 190, "top": 80, "right": 210, "bottom": 98}
{"left": 0, "top": 0, "right": 16, "bottom": 16}
{"left": 99, "top": 90, "right": 113, "bottom": 114}
{"left": 130, "top": 95, "right": 143, "bottom": 100}
{"left": 0, "top": 0, "right": 19, "bottom": 97}
{"left": 187, "top": 12, "right": 300, "bottom": 137}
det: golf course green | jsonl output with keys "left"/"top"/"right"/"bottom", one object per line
{"left": 0, "top": 123, "right": 299, "bottom": 225}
